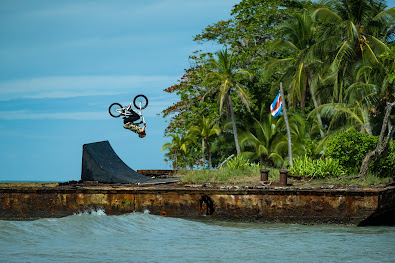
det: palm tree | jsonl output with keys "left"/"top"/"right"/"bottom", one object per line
{"left": 202, "top": 49, "right": 252, "bottom": 155}
{"left": 313, "top": 0, "right": 394, "bottom": 103}
{"left": 240, "top": 111, "right": 287, "bottom": 167}
{"left": 161, "top": 133, "right": 194, "bottom": 169}
{"left": 287, "top": 112, "right": 313, "bottom": 157}
{"left": 309, "top": 100, "right": 374, "bottom": 136}
{"left": 188, "top": 116, "right": 221, "bottom": 169}
{"left": 350, "top": 47, "right": 395, "bottom": 123}
{"left": 311, "top": 45, "right": 395, "bottom": 138}
{"left": 265, "top": 11, "right": 326, "bottom": 138}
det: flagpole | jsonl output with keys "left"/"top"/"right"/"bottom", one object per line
{"left": 280, "top": 82, "right": 293, "bottom": 166}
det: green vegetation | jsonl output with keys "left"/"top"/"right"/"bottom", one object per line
{"left": 307, "top": 174, "right": 391, "bottom": 187}
{"left": 179, "top": 167, "right": 259, "bottom": 184}
{"left": 162, "top": 0, "right": 395, "bottom": 184}
{"left": 177, "top": 166, "right": 390, "bottom": 186}
{"left": 178, "top": 166, "right": 279, "bottom": 184}
{"left": 188, "top": 116, "right": 221, "bottom": 169}
{"left": 325, "top": 131, "right": 395, "bottom": 176}
{"left": 290, "top": 155, "right": 345, "bottom": 178}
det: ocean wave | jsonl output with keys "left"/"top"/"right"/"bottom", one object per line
{"left": 1, "top": 213, "right": 394, "bottom": 263}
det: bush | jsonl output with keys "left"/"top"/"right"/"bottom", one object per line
{"left": 225, "top": 155, "right": 251, "bottom": 169}
{"left": 290, "top": 155, "right": 345, "bottom": 178}
{"left": 325, "top": 131, "right": 395, "bottom": 177}
{"left": 325, "top": 132, "right": 376, "bottom": 169}
{"left": 370, "top": 142, "right": 395, "bottom": 177}
{"left": 304, "top": 138, "right": 321, "bottom": 159}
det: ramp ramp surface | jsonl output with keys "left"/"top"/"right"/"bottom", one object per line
{"left": 82, "top": 141, "right": 177, "bottom": 184}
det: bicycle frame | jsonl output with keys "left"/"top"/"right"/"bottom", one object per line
{"left": 117, "top": 102, "right": 145, "bottom": 124}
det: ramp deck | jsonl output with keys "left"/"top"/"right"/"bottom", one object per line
{"left": 81, "top": 141, "right": 178, "bottom": 184}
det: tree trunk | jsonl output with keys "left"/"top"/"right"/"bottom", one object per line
{"left": 308, "top": 75, "right": 325, "bottom": 138}
{"left": 288, "top": 83, "right": 293, "bottom": 109}
{"left": 363, "top": 107, "right": 373, "bottom": 135}
{"left": 281, "top": 82, "right": 293, "bottom": 166}
{"left": 301, "top": 81, "right": 307, "bottom": 115}
{"left": 260, "top": 156, "right": 265, "bottom": 167}
{"left": 207, "top": 142, "right": 212, "bottom": 170}
{"left": 228, "top": 96, "right": 241, "bottom": 155}
{"left": 359, "top": 102, "right": 395, "bottom": 177}
{"left": 174, "top": 150, "right": 178, "bottom": 169}
{"left": 202, "top": 138, "right": 206, "bottom": 164}
{"left": 183, "top": 155, "right": 192, "bottom": 170}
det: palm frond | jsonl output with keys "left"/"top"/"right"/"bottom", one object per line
{"left": 344, "top": 82, "right": 377, "bottom": 104}
{"left": 264, "top": 58, "right": 294, "bottom": 78}
{"left": 272, "top": 40, "right": 300, "bottom": 53}
{"left": 366, "top": 35, "right": 390, "bottom": 54}
{"left": 372, "top": 7, "right": 395, "bottom": 23}
{"left": 313, "top": 7, "right": 343, "bottom": 23}
{"left": 362, "top": 42, "right": 380, "bottom": 64}
{"left": 235, "top": 84, "right": 250, "bottom": 110}
{"left": 331, "top": 40, "right": 355, "bottom": 71}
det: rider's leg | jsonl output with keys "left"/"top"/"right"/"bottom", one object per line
{"left": 123, "top": 111, "right": 140, "bottom": 124}
{"left": 124, "top": 122, "right": 142, "bottom": 134}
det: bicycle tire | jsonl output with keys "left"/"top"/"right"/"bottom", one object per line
{"left": 133, "top": 94, "right": 148, "bottom": 110}
{"left": 109, "top": 103, "right": 123, "bottom": 118}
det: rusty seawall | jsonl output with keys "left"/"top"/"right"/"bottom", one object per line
{"left": 1, "top": 184, "right": 394, "bottom": 226}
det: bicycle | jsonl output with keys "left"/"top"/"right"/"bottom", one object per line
{"left": 108, "top": 95, "right": 148, "bottom": 123}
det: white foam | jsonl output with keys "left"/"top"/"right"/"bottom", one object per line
{"left": 74, "top": 208, "right": 107, "bottom": 216}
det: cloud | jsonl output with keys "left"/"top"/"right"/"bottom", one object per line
{"left": 0, "top": 110, "right": 106, "bottom": 120}
{"left": 0, "top": 75, "right": 177, "bottom": 101}
{"left": 21, "top": 1, "right": 237, "bottom": 21}
{"left": 0, "top": 96, "right": 177, "bottom": 120}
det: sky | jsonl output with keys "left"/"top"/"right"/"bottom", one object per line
{"left": 0, "top": 0, "right": 240, "bottom": 182}
{"left": 1, "top": 0, "right": 394, "bottom": 182}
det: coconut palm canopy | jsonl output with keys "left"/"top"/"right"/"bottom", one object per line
{"left": 162, "top": 0, "right": 395, "bottom": 176}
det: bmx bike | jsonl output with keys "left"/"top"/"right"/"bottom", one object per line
{"left": 108, "top": 94, "right": 148, "bottom": 120}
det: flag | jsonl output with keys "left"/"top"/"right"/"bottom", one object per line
{"left": 270, "top": 92, "right": 282, "bottom": 118}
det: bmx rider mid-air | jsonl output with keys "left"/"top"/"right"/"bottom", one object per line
{"left": 108, "top": 94, "right": 148, "bottom": 139}
{"left": 123, "top": 107, "right": 146, "bottom": 138}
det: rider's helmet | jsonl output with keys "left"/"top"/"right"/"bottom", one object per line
{"left": 139, "top": 131, "right": 146, "bottom": 138}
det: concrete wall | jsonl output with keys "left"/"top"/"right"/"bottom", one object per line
{"left": 1, "top": 186, "right": 394, "bottom": 225}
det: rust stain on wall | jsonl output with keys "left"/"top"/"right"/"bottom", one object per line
{"left": 0, "top": 185, "right": 394, "bottom": 226}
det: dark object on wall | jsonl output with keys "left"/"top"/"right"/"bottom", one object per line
{"left": 81, "top": 141, "right": 177, "bottom": 184}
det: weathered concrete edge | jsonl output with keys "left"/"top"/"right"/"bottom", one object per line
{"left": 0, "top": 185, "right": 387, "bottom": 195}
{"left": 1, "top": 186, "right": 394, "bottom": 226}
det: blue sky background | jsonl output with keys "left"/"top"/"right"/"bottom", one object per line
{"left": 1, "top": 0, "right": 394, "bottom": 182}
{"left": 0, "top": 0, "right": 240, "bottom": 182}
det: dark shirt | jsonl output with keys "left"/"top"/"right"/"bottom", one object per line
{"left": 123, "top": 110, "right": 140, "bottom": 124}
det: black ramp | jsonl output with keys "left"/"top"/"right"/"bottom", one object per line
{"left": 81, "top": 141, "right": 151, "bottom": 183}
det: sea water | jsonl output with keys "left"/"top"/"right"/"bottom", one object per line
{"left": 0, "top": 211, "right": 394, "bottom": 263}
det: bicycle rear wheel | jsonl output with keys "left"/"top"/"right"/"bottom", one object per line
{"left": 133, "top": 94, "right": 148, "bottom": 110}
{"left": 109, "top": 103, "right": 123, "bottom": 118}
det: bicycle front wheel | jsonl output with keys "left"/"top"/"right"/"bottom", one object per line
{"left": 133, "top": 94, "right": 148, "bottom": 110}
{"left": 109, "top": 103, "right": 123, "bottom": 118}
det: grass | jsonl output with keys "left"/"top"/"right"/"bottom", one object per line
{"left": 309, "top": 173, "right": 392, "bottom": 187}
{"left": 176, "top": 167, "right": 393, "bottom": 187}
{"left": 178, "top": 166, "right": 280, "bottom": 184}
